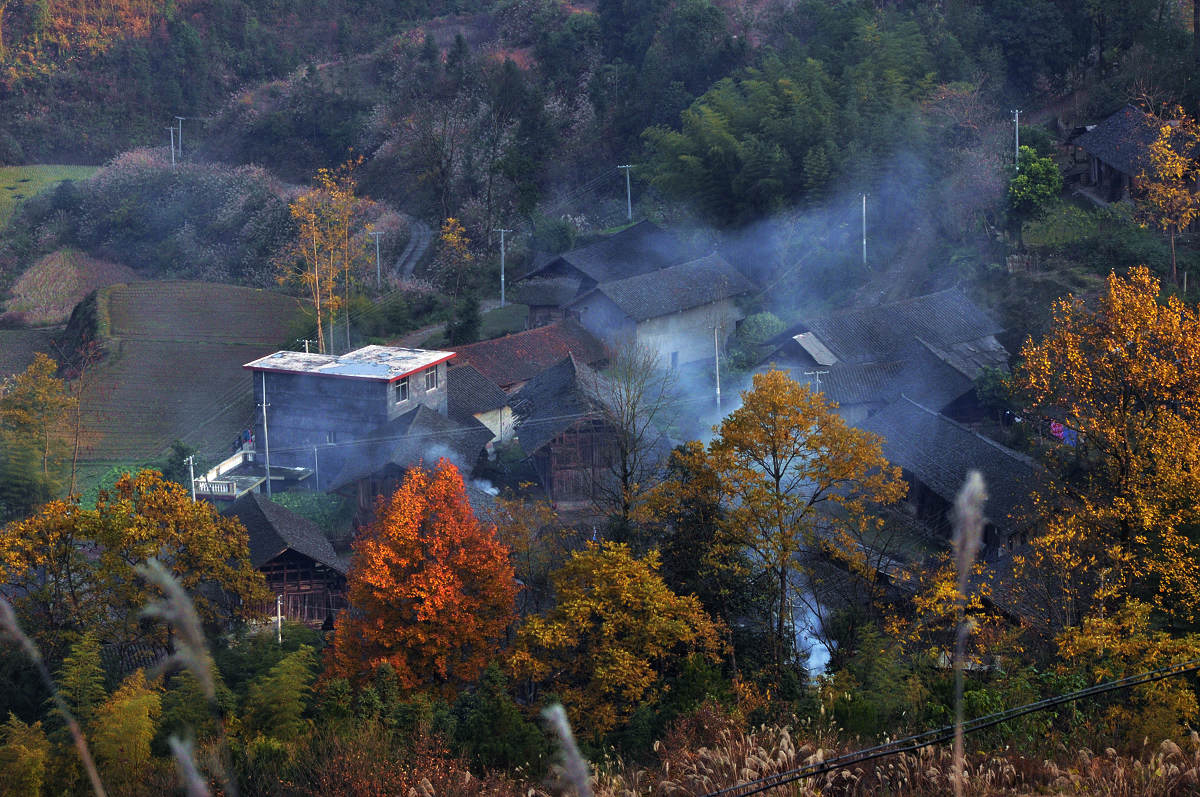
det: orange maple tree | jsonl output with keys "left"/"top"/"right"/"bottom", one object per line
{"left": 326, "top": 459, "right": 517, "bottom": 696}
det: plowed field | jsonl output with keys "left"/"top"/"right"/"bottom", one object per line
{"left": 78, "top": 281, "right": 305, "bottom": 464}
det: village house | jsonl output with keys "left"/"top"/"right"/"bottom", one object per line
{"left": 762, "top": 288, "right": 1009, "bottom": 423}
{"left": 243, "top": 345, "right": 457, "bottom": 489}
{"left": 1073, "top": 104, "right": 1158, "bottom": 202}
{"left": 860, "top": 397, "right": 1040, "bottom": 559}
{"left": 449, "top": 319, "right": 608, "bottom": 392}
{"left": 510, "top": 355, "right": 620, "bottom": 506}
{"left": 447, "top": 363, "right": 513, "bottom": 443}
{"left": 568, "top": 253, "right": 755, "bottom": 366}
{"left": 224, "top": 492, "right": 349, "bottom": 627}
{"left": 514, "top": 220, "right": 701, "bottom": 327}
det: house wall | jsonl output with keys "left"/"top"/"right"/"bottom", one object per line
{"left": 572, "top": 293, "right": 636, "bottom": 350}
{"left": 475, "top": 406, "right": 514, "bottom": 442}
{"left": 635, "top": 298, "right": 745, "bottom": 365}
{"left": 251, "top": 361, "right": 449, "bottom": 470}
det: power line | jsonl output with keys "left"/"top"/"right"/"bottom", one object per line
{"left": 703, "top": 657, "right": 1200, "bottom": 796}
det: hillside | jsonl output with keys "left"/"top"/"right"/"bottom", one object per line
{"left": 77, "top": 281, "right": 304, "bottom": 465}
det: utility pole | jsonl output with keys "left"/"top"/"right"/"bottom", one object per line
{"left": 714, "top": 323, "right": 722, "bottom": 413}
{"left": 618, "top": 165, "right": 633, "bottom": 221}
{"left": 296, "top": 338, "right": 316, "bottom": 353}
{"left": 495, "top": 228, "right": 512, "bottom": 307}
{"left": 185, "top": 454, "right": 196, "bottom": 501}
{"left": 1012, "top": 109, "right": 1021, "bottom": 172}
{"left": 276, "top": 595, "right": 283, "bottom": 645}
{"left": 166, "top": 127, "right": 176, "bottom": 168}
{"left": 313, "top": 446, "right": 320, "bottom": 489}
{"left": 861, "top": 193, "right": 868, "bottom": 266}
{"left": 259, "top": 372, "right": 272, "bottom": 498}
{"left": 174, "top": 116, "right": 185, "bottom": 158}
{"left": 803, "top": 369, "right": 829, "bottom": 392}
{"left": 369, "top": 230, "right": 383, "bottom": 289}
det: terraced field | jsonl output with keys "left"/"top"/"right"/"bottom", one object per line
{"left": 78, "top": 282, "right": 306, "bottom": 465}
{"left": 0, "top": 328, "right": 58, "bottom": 379}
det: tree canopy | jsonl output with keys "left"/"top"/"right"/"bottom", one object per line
{"left": 326, "top": 459, "right": 516, "bottom": 697}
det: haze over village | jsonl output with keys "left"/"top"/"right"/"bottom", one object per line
{"left": 4, "top": 1, "right": 1200, "bottom": 795}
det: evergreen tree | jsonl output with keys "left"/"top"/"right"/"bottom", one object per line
{"left": 90, "top": 670, "right": 162, "bottom": 794}
{"left": 241, "top": 645, "right": 316, "bottom": 743}
{"left": 0, "top": 713, "right": 50, "bottom": 797}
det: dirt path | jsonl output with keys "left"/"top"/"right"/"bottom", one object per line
{"left": 393, "top": 297, "right": 502, "bottom": 348}
{"left": 396, "top": 217, "right": 433, "bottom": 279}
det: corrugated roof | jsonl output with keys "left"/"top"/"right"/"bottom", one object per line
{"left": 225, "top": 493, "right": 347, "bottom": 574}
{"left": 859, "top": 397, "right": 1039, "bottom": 533}
{"left": 1075, "top": 104, "right": 1158, "bottom": 177}
{"left": 574, "top": 253, "right": 755, "bottom": 322}
{"left": 451, "top": 319, "right": 608, "bottom": 389}
{"left": 245, "top": 345, "right": 455, "bottom": 382}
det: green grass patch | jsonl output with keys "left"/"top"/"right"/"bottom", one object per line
{"left": 479, "top": 302, "right": 528, "bottom": 339}
{"left": 0, "top": 165, "right": 97, "bottom": 228}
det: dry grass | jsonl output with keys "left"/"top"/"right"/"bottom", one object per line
{"left": 5, "top": 248, "right": 137, "bottom": 326}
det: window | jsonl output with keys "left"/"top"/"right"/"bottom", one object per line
{"left": 395, "top": 376, "right": 409, "bottom": 403}
{"left": 425, "top": 366, "right": 439, "bottom": 391}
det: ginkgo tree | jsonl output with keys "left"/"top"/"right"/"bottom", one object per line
{"left": 1017, "top": 266, "right": 1200, "bottom": 627}
{"left": 707, "top": 368, "right": 906, "bottom": 675}
{"left": 326, "top": 459, "right": 516, "bottom": 698}
{"left": 1136, "top": 106, "right": 1200, "bottom": 286}
{"left": 508, "top": 541, "right": 721, "bottom": 739}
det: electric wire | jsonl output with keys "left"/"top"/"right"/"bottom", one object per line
{"left": 702, "top": 657, "right": 1200, "bottom": 796}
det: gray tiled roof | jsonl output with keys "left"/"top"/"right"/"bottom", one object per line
{"left": 574, "top": 253, "right": 755, "bottom": 322}
{"left": 1075, "top": 104, "right": 1158, "bottom": 177}
{"left": 447, "top": 363, "right": 510, "bottom": 424}
{"left": 522, "top": 221, "right": 698, "bottom": 284}
{"left": 511, "top": 355, "right": 610, "bottom": 455}
{"left": 771, "top": 288, "right": 1005, "bottom": 369}
{"left": 859, "top": 397, "right": 1039, "bottom": 533}
{"left": 225, "top": 493, "right": 347, "bottom": 574}
{"left": 796, "top": 344, "right": 974, "bottom": 410}
{"left": 510, "top": 277, "right": 583, "bottom": 308}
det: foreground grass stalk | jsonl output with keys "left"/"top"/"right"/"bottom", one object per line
{"left": 0, "top": 598, "right": 108, "bottom": 797}
{"left": 951, "top": 471, "right": 986, "bottom": 797}
{"left": 542, "top": 703, "right": 593, "bottom": 797}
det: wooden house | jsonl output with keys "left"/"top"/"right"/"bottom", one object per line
{"left": 510, "top": 355, "right": 619, "bottom": 505}
{"left": 224, "top": 493, "right": 349, "bottom": 626}
{"left": 860, "top": 397, "right": 1041, "bottom": 559}
{"left": 1074, "top": 104, "right": 1158, "bottom": 202}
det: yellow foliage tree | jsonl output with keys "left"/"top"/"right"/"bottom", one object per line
{"left": 276, "top": 160, "right": 373, "bottom": 354}
{"left": 1136, "top": 107, "right": 1200, "bottom": 285}
{"left": 708, "top": 368, "right": 906, "bottom": 674}
{"left": 434, "top": 217, "right": 474, "bottom": 300}
{"left": 509, "top": 541, "right": 722, "bottom": 739}
{"left": 1057, "top": 600, "right": 1200, "bottom": 748}
{"left": 1017, "top": 266, "right": 1200, "bottom": 627}
{"left": 0, "top": 352, "right": 76, "bottom": 512}
{"left": 0, "top": 470, "right": 268, "bottom": 655}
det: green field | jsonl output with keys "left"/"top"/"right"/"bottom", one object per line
{"left": 0, "top": 165, "right": 97, "bottom": 227}
{"left": 77, "top": 281, "right": 306, "bottom": 467}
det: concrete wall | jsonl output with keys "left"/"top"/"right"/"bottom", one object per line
{"left": 634, "top": 298, "right": 745, "bottom": 365}
{"left": 475, "top": 406, "right": 514, "bottom": 442}
{"left": 251, "top": 360, "right": 448, "bottom": 469}
{"left": 572, "top": 293, "right": 635, "bottom": 351}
